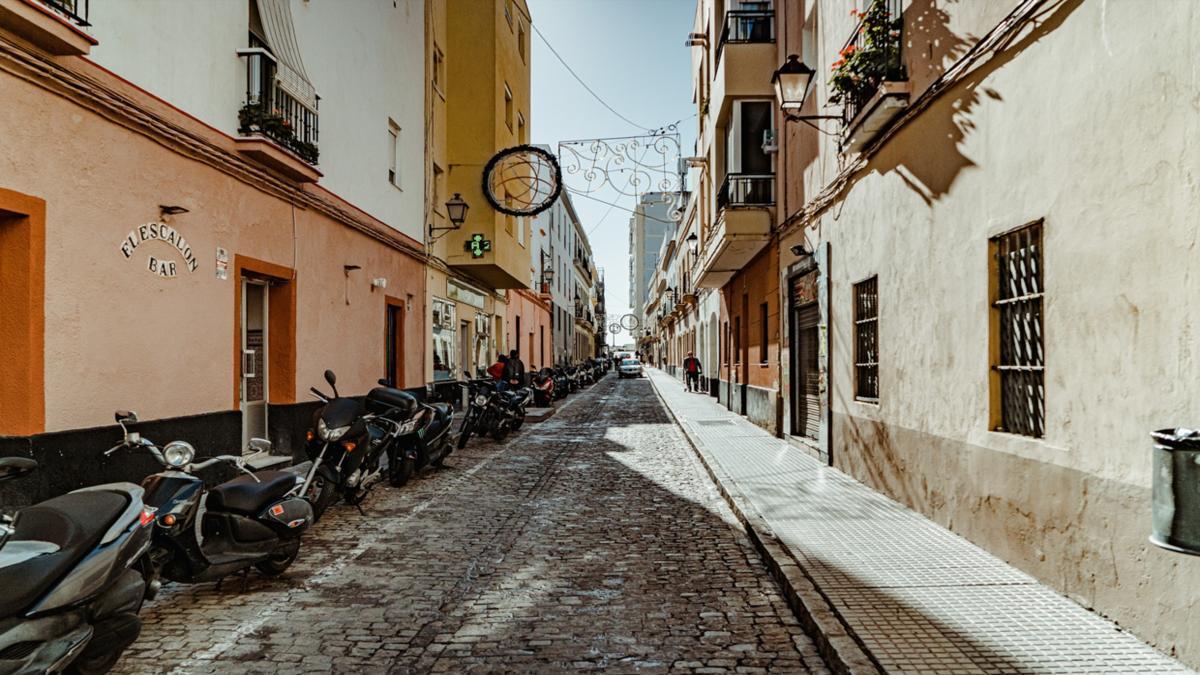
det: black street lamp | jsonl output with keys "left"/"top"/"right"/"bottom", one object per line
{"left": 430, "top": 193, "right": 469, "bottom": 239}
{"left": 685, "top": 232, "right": 699, "bottom": 252}
{"left": 773, "top": 54, "right": 842, "bottom": 123}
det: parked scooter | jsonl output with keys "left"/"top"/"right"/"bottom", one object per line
{"left": 551, "top": 368, "right": 570, "bottom": 400}
{"left": 530, "top": 368, "right": 555, "bottom": 407}
{"left": 108, "top": 412, "right": 312, "bottom": 588}
{"left": 364, "top": 380, "right": 456, "bottom": 487}
{"left": 0, "top": 454, "right": 153, "bottom": 674}
{"left": 301, "top": 370, "right": 405, "bottom": 520}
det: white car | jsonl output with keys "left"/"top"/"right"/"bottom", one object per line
{"left": 618, "top": 358, "right": 643, "bottom": 378}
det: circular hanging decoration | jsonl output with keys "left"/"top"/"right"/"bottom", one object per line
{"left": 482, "top": 145, "right": 562, "bottom": 217}
{"left": 608, "top": 323, "right": 621, "bottom": 334}
{"left": 619, "top": 313, "right": 640, "bottom": 331}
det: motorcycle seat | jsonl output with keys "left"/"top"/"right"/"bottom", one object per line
{"left": 206, "top": 471, "right": 297, "bottom": 516}
{"left": 0, "top": 490, "right": 129, "bottom": 618}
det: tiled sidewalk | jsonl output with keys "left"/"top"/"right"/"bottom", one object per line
{"left": 648, "top": 369, "right": 1193, "bottom": 675}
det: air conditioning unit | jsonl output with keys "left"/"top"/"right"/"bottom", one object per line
{"left": 762, "top": 129, "right": 779, "bottom": 154}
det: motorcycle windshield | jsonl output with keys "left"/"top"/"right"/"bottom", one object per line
{"left": 321, "top": 398, "right": 363, "bottom": 429}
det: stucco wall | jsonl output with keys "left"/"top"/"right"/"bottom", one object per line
{"left": 814, "top": 0, "right": 1200, "bottom": 663}
{"left": 0, "top": 57, "right": 425, "bottom": 432}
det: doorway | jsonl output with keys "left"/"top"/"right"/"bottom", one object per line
{"left": 459, "top": 320, "right": 471, "bottom": 378}
{"left": 788, "top": 266, "right": 821, "bottom": 440}
{"left": 385, "top": 299, "right": 404, "bottom": 387}
{"left": 241, "top": 279, "right": 269, "bottom": 451}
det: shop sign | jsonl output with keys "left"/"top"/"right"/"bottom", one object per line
{"left": 448, "top": 280, "right": 486, "bottom": 309}
{"left": 119, "top": 222, "right": 198, "bottom": 278}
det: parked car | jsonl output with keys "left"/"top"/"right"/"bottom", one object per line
{"left": 617, "top": 358, "right": 644, "bottom": 379}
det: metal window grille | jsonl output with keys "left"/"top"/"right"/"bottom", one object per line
{"left": 992, "top": 221, "right": 1044, "bottom": 437}
{"left": 854, "top": 276, "right": 879, "bottom": 401}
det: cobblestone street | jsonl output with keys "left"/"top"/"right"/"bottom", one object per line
{"left": 113, "top": 375, "right": 828, "bottom": 674}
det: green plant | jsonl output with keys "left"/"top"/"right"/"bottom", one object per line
{"left": 238, "top": 102, "right": 318, "bottom": 165}
{"left": 828, "top": 0, "right": 903, "bottom": 106}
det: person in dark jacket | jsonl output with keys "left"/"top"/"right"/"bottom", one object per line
{"left": 502, "top": 349, "right": 525, "bottom": 387}
{"left": 683, "top": 352, "right": 702, "bottom": 392}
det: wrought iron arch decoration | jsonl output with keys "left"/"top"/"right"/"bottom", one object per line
{"left": 557, "top": 131, "right": 683, "bottom": 199}
{"left": 482, "top": 145, "right": 563, "bottom": 217}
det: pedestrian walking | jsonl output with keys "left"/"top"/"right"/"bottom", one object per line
{"left": 683, "top": 352, "right": 702, "bottom": 392}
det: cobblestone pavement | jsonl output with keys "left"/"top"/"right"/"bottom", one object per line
{"left": 113, "top": 375, "right": 829, "bottom": 674}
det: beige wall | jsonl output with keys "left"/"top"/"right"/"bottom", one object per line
{"left": 0, "top": 55, "right": 426, "bottom": 431}
{"left": 802, "top": 0, "right": 1200, "bottom": 663}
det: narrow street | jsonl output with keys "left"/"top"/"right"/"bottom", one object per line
{"left": 114, "top": 376, "right": 829, "bottom": 674}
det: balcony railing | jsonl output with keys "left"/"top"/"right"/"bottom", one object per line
{"left": 41, "top": 0, "right": 89, "bottom": 27}
{"left": 717, "top": 10, "right": 774, "bottom": 60}
{"left": 238, "top": 50, "right": 320, "bottom": 165}
{"left": 717, "top": 173, "right": 775, "bottom": 210}
{"left": 840, "top": 0, "right": 905, "bottom": 125}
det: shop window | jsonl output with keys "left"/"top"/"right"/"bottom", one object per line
{"left": 991, "top": 221, "right": 1044, "bottom": 437}
{"left": 432, "top": 298, "right": 457, "bottom": 381}
{"left": 854, "top": 276, "right": 879, "bottom": 401}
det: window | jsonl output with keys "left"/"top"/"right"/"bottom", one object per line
{"left": 517, "top": 113, "right": 526, "bottom": 144}
{"left": 432, "top": 45, "right": 445, "bottom": 93}
{"left": 759, "top": 302, "right": 768, "bottom": 363}
{"left": 518, "top": 24, "right": 527, "bottom": 61}
{"left": 504, "top": 84, "right": 514, "bottom": 130}
{"left": 387, "top": 120, "right": 401, "bottom": 188}
{"left": 991, "top": 221, "right": 1044, "bottom": 437}
{"left": 504, "top": 0, "right": 513, "bottom": 27}
{"left": 854, "top": 276, "right": 879, "bottom": 401}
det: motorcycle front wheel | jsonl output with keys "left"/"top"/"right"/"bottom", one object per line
{"left": 457, "top": 412, "right": 475, "bottom": 449}
{"left": 390, "top": 452, "right": 417, "bottom": 487}
{"left": 308, "top": 465, "right": 338, "bottom": 521}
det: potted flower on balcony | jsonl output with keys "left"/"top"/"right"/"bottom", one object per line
{"left": 827, "top": 0, "right": 903, "bottom": 109}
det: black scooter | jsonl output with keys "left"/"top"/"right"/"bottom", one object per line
{"left": 366, "top": 380, "right": 456, "bottom": 487}
{"left": 0, "top": 452, "right": 153, "bottom": 674}
{"left": 109, "top": 411, "right": 312, "bottom": 586}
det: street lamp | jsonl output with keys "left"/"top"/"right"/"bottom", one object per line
{"left": 430, "top": 193, "right": 469, "bottom": 239}
{"left": 685, "top": 232, "right": 699, "bottom": 252}
{"left": 445, "top": 193, "right": 468, "bottom": 226}
{"left": 772, "top": 54, "right": 842, "bottom": 123}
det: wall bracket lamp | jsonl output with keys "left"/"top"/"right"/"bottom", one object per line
{"left": 773, "top": 55, "right": 843, "bottom": 124}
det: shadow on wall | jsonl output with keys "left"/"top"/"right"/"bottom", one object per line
{"left": 870, "top": 0, "right": 1085, "bottom": 205}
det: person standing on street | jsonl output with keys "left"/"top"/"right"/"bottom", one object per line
{"left": 487, "top": 354, "right": 507, "bottom": 382}
{"left": 683, "top": 352, "right": 702, "bottom": 392}
{"left": 502, "top": 349, "right": 526, "bottom": 389}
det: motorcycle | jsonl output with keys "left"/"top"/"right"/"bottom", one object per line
{"left": 530, "top": 368, "right": 555, "bottom": 407}
{"left": 364, "top": 380, "right": 456, "bottom": 487}
{"left": 551, "top": 368, "right": 570, "bottom": 400}
{"left": 301, "top": 370, "right": 405, "bottom": 520}
{"left": 0, "top": 449, "right": 153, "bottom": 674}
{"left": 109, "top": 412, "right": 312, "bottom": 587}
{"left": 456, "top": 377, "right": 516, "bottom": 447}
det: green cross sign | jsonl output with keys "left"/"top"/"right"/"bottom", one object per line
{"left": 465, "top": 234, "right": 492, "bottom": 258}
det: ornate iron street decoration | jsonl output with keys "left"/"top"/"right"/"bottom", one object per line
{"left": 464, "top": 234, "right": 492, "bottom": 258}
{"left": 619, "top": 313, "right": 640, "bottom": 331}
{"left": 609, "top": 323, "right": 621, "bottom": 334}
{"left": 483, "top": 145, "right": 562, "bottom": 216}
{"left": 557, "top": 131, "right": 683, "bottom": 199}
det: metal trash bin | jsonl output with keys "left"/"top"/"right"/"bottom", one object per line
{"left": 1150, "top": 428, "right": 1200, "bottom": 556}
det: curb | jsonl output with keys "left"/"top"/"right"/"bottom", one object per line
{"left": 648, "top": 373, "right": 884, "bottom": 675}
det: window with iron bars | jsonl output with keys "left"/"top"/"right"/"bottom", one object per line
{"left": 990, "top": 220, "right": 1044, "bottom": 438}
{"left": 853, "top": 276, "right": 879, "bottom": 401}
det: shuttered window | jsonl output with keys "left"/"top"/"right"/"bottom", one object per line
{"left": 854, "top": 276, "right": 879, "bottom": 401}
{"left": 991, "top": 221, "right": 1044, "bottom": 438}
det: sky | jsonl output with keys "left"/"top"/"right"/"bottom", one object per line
{"left": 529, "top": 0, "right": 696, "bottom": 349}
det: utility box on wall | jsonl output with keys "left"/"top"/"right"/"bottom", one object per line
{"left": 1151, "top": 428, "right": 1200, "bottom": 556}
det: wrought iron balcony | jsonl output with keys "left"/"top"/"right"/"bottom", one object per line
{"left": 840, "top": 0, "right": 905, "bottom": 126}
{"left": 716, "top": 173, "right": 775, "bottom": 210}
{"left": 717, "top": 10, "right": 774, "bottom": 60}
{"left": 41, "top": 0, "right": 88, "bottom": 26}
{"left": 238, "top": 50, "right": 320, "bottom": 166}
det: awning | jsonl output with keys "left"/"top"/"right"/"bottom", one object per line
{"left": 255, "top": 0, "right": 317, "bottom": 110}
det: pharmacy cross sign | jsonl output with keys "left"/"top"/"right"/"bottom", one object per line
{"left": 464, "top": 233, "right": 492, "bottom": 258}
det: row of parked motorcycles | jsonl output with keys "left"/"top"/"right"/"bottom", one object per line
{"left": 0, "top": 360, "right": 611, "bottom": 674}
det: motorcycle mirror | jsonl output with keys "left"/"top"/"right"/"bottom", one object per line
{"left": 115, "top": 410, "right": 138, "bottom": 424}
{"left": 248, "top": 437, "right": 273, "bottom": 454}
{"left": 324, "top": 369, "right": 340, "bottom": 397}
{"left": 0, "top": 457, "right": 37, "bottom": 483}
